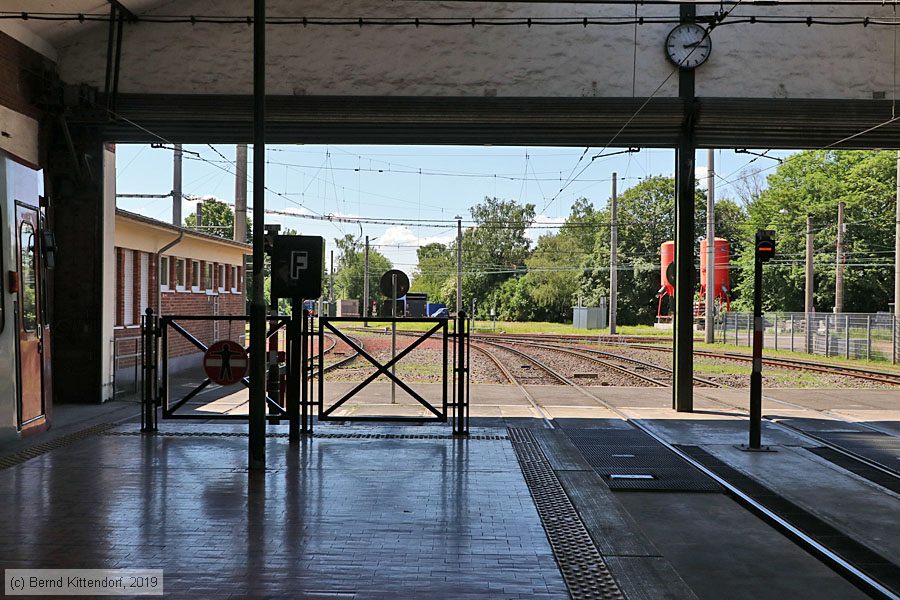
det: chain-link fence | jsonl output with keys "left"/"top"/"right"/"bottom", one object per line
{"left": 718, "top": 312, "right": 899, "bottom": 363}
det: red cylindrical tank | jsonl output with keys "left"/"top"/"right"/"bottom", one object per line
{"left": 660, "top": 241, "right": 675, "bottom": 297}
{"left": 699, "top": 237, "right": 731, "bottom": 300}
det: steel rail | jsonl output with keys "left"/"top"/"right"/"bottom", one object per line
{"left": 470, "top": 342, "right": 555, "bottom": 428}
{"left": 494, "top": 336, "right": 900, "bottom": 490}
{"left": 493, "top": 336, "right": 720, "bottom": 387}
{"left": 617, "top": 343, "right": 900, "bottom": 386}
{"left": 495, "top": 345, "right": 900, "bottom": 600}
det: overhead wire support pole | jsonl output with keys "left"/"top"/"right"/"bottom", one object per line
{"left": 673, "top": 2, "right": 697, "bottom": 413}
{"left": 705, "top": 149, "right": 715, "bottom": 344}
{"left": 456, "top": 217, "right": 463, "bottom": 315}
{"left": 248, "top": 0, "right": 267, "bottom": 471}
{"left": 609, "top": 172, "right": 618, "bottom": 335}
{"left": 173, "top": 145, "right": 182, "bottom": 226}
{"left": 835, "top": 201, "right": 845, "bottom": 314}
{"left": 234, "top": 144, "right": 248, "bottom": 243}
{"left": 894, "top": 150, "right": 900, "bottom": 360}
{"left": 364, "top": 235, "right": 370, "bottom": 323}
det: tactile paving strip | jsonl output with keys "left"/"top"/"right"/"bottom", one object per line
{"left": 105, "top": 431, "right": 507, "bottom": 440}
{"left": 565, "top": 428, "right": 721, "bottom": 492}
{"left": 508, "top": 427, "right": 626, "bottom": 600}
{"left": 0, "top": 423, "right": 117, "bottom": 470}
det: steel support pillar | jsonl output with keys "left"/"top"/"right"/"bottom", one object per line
{"left": 673, "top": 3, "right": 696, "bottom": 413}
{"left": 248, "top": 0, "right": 267, "bottom": 470}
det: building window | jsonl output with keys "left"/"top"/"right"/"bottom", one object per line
{"left": 218, "top": 264, "right": 226, "bottom": 292}
{"left": 20, "top": 222, "right": 37, "bottom": 332}
{"left": 231, "top": 266, "right": 239, "bottom": 293}
{"left": 205, "top": 262, "right": 213, "bottom": 292}
{"left": 123, "top": 250, "right": 135, "bottom": 326}
{"left": 160, "top": 256, "right": 170, "bottom": 291}
{"left": 191, "top": 260, "right": 200, "bottom": 291}
{"left": 175, "top": 258, "right": 186, "bottom": 291}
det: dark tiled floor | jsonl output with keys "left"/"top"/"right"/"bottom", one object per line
{"left": 0, "top": 424, "right": 567, "bottom": 599}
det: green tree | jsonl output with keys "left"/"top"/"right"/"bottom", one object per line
{"left": 184, "top": 199, "right": 252, "bottom": 241}
{"left": 464, "top": 197, "right": 536, "bottom": 305}
{"left": 732, "top": 150, "right": 896, "bottom": 313}
{"left": 411, "top": 243, "right": 455, "bottom": 301}
{"left": 333, "top": 234, "right": 392, "bottom": 308}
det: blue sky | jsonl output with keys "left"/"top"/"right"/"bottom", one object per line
{"left": 114, "top": 144, "right": 794, "bottom": 271}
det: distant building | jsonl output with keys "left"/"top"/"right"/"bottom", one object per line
{"left": 109, "top": 209, "right": 250, "bottom": 394}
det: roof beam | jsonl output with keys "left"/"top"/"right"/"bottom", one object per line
{"left": 107, "top": 1, "right": 138, "bottom": 23}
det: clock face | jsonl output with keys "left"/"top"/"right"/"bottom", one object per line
{"left": 665, "top": 23, "right": 712, "bottom": 69}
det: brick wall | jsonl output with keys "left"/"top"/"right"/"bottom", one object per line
{"left": 113, "top": 247, "right": 246, "bottom": 371}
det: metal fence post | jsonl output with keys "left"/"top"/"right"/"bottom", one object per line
{"left": 790, "top": 314, "right": 795, "bottom": 352}
{"left": 891, "top": 315, "right": 898, "bottom": 365}
{"left": 825, "top": 314, "right": 830, "bottom": 358}
{"left": 845, "top": 314, "right": 850, "bottom": 360}
{"left": 866, "top": 315, "right": 871, "bottom": 361}
{"left": 774, "top": 313, "right": 778, "bottom": 351}
{"left": 141, "top": 307, "right": 157, "bottom": 433}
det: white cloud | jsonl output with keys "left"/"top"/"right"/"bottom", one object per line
{"left": 379, "top": 226, "right": 456, "bottom": 248}
{"left": 695, "top": 166, "right": 709, "bottom": 191}
{"left": 526, "top": 214, "right": 567, "bottom": 241}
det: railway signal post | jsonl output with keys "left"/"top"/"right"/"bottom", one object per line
{"left": 743, "top": 230, "right": 777, "bottom": 452}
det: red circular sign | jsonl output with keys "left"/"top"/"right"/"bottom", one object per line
{"left": 203, "top": 340, "right": 249, "bottom": 386}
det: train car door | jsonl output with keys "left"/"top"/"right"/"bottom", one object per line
{"left": 15, "top": 202, "right": 46, "bottom": 431}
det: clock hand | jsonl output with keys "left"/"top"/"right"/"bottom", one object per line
{"left": 683, "top": 41, "right": 705, "bottom": 48}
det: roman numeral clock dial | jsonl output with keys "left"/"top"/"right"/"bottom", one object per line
{"left": 665, "top": 23, "right": 712, "bottom": 69}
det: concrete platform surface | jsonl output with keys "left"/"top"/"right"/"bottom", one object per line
{"left": 1, "top": 385, "right": 897, "bottom": 599}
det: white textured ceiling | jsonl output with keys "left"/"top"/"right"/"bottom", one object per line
{"left": 6, "top": 1, "right": 177, "bottom": 45}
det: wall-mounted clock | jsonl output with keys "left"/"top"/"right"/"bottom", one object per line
{"left": 665, "top": 23, "right": 712, "bottom": 69}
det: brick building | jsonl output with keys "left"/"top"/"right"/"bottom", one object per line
{"left": 110, "top": 210, "right": 250, "bottom": 392}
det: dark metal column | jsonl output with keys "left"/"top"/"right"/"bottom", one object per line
{"left": 287, "top": 300, "right": 301, "bottom": 443}
{"left": 248, "top": 0, "right": 267, "bottom": 470}
{"left": 673, "top": 2, "right": 696, "bottom": 413}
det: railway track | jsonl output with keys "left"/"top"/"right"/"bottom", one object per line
{"left": 491, "top": 338, "right": 721, "bottom": 388}
{"left": 476, "top": 333, "right": 900, "bottom": 387}
{"left": 492, "top": 336, "right": 900, "bottom": 475}
{"left": 471, "top": 342, "right": 554, "bottom": 426}
{"left": 479, "top": 339, "right": 899, "bottom": 599}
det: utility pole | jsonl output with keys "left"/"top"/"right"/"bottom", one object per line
{"left": 705, "top": 149, "right": 716, "bottom": 344}
{"left": 172, "top": 144, "right": 182, "bottom": 226}
{"left": 234, "top": 143, "right": 248, "bottom": 243}
{"left": 364, "top": 235, "right": 370, "bottom": 321}
{"left": 329, "top": 249, "right": 335, "bottom": 316}
{"left": 835, "top": 201, "right": 845, "bottom": 314}
{"left": 609, "top": 173, "right": 618, "bottom": 335}
{"left": 894, "top": 151, "right": 900, "bottom": 321}
{"left": 805, "top": 215, "right": 815, "bottom": 314}
{"left": 196, "top": 200, "right": 203, "bottom": 229}
{"left": 456, "top": 216, "right": 463, "bottom": 314}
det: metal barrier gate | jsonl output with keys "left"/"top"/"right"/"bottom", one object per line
{"left": 317, "top": 314, "right": 469, "bottom": 435}
{"left": 140, "top": 308, "right": 470, "bottom": 436}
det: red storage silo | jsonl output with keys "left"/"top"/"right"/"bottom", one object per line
{"left": 660, "top": 241, "right": 675, "bottom": 297}
{"left": 658, "top": 241, "right": 676, "bottom": 319}
{"left": 699, "top": 237, "right": 731, "bottom": 303}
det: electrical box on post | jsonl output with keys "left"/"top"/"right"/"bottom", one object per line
{"left": 270, "top": 235, "right": 325, "bottom": 300}
{"left": 755, "top": 230, "right": 776, "bottom": 263}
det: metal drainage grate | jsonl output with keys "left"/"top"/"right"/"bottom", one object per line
{"left": 105, "top": 431, "right": 507, "bottom": 441}
{"left": 0, "top": 423, "right": 117, "bottom": 470}
{"left": 508, "top": 427, "right": 626, "bottom": 600}
{"left": 565, "top": 428, "right": 721, "bottom": 492}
